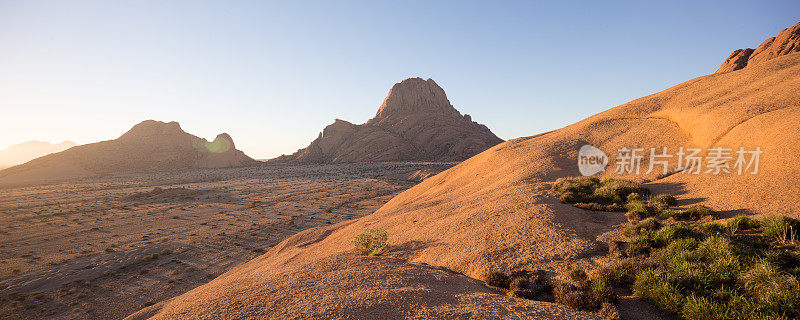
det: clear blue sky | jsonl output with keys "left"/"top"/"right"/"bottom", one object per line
{"left": 1, "top": 1, "right": 798, "bottom": 159}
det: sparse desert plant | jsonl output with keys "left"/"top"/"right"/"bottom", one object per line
{"left": 599, "top": 258, "right": 655, "bottom": 286}
{"left": 761, "top": 215, "right": 799, "bottom": 244}
{"left": 553, "top": 177, "right": 599, "bottom": 195}
{"left": 553, "top": 279, "right": 599, "bottom": 311}
{"left": 681, "top": 294, "right": 726, "bottom": 320}
{"left": 634, "top": 269, "right": 684, "bottom": 314}
{"left": 683, "top": 205, "right": 715, "bottom": 220}
{"left": 553, "top": 177, "right": 648, "bottom": 211}
{"left": 590, "top": 274, "right": 615, "bottom": 303}
{"left": 624, "top": 218, "right": 661, "bottom": 237}
{"left": 698, "top": 221, "right": 726, "bottom": 236}
{"left": 352, "top": 228, "right": 389, "bottom": 256}
{"left": 626, "top": 200, "right": 649, "bottom": 217}
{"left": 568, "top": 268, "right": 588, "bottom": 284}
{"left": 485, "top": 271, "right": 511, "bottom": 288}
{"left": 596, "top": 302, "right": 621, "bottom": 320}
{"left": 727, "top": 215, "right": 760, "bottom": 233}
{"left": 612, "top": 213, "right": 800, "bottom": 319}
{"left": 651, "top": 194, "right": 678, "bottom": 208}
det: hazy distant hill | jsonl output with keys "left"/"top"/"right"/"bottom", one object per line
{"left": 272, "top": 78, "right": 503, "bottom": 163}
{"left": 0, "top": 120, "right": 259, "bottom": 184}
{"left": 0, "top": 140, "right": 77, "bottom": 169}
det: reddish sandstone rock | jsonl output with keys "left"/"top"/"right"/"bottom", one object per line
{"left": 716, "top": 22, "right": 800, "bottom": 73}
{"left": 273, "top": 78, "right": 503, "bottom": 163}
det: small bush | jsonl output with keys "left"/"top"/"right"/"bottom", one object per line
{"left": 654, "top": 224, "right": 700, "bottom": 246}
{"left": 553, "top": 280, "right": 599, "bottom": 311}
{"left": 660, "top": 208, "right": 678, "bottom": 220}
{"left": 553, "top": 177, "right": 599, "bottom": 195}
{"left": 552, "top": 177, "right": 648, "bottom": 212}
{"left": 352, "top": 228, "right": 389, "bottom": 256}
{"left": 591, "top": 274, "right": 615, "bottom": 303}
{"left": 626, "top": 200, "right": 649, "bottom": 216}
{"left": 625, "top": 210, "right": 644, "bottom": 223}
{"left": 699, "top": 222, "right": 726, "bottom": 236}
{"left": 727, "top": 215, "right": 760, "bottom": 233}
{"left": 625, "top": 218, "right": 661, "bottom": 237}
{"left": 762, "top": 215, "right": 799, "bottom": 244}
{"left": 634, "top": 269, "right": 684, "bottom": 314}
{"left": 485, "top": 271, "right": 511, "bottom": 288}
{"left": 568, "top": 268, "right": 588, "bottom": 284}
{"left": 596, "top": 302, "right": 621, "bottom": 320}
{"left": 682, "top": 295, "right": 727, "bottom": 320}
{"left": 651, "top": 194, "right": 678, "bottom": 208}
{"left": 683, "top": 205, "right": 715, "bottom": 220}
{"left": 599, "top": 258, "right": 655, "bottom": 286}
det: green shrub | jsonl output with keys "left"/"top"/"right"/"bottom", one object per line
{"left": 652, "top": 194, "right": 678, "bottom": 208}
{"left": 596, "top": 178, "right": 649, "bottom": 203}
{"left": 739, "top": 262, "right": 800, "bottom": 315}
{"left": 627, "top": 234, "right": 655, "bottom": 256}
{"left": 552, "top": 177, "right": 649, "bottom": 211}
{"left": 614, "top": 213, "right": 800, "bottom": 319}
{"left": 352, "top": 228, "right": 389, "bottom": 256}
{"left": 660, "top": 209, "right": 678, "bottom": 220}
{"left": 728, "top": 215, "right": 760, "bottom": 233}
{"left": 683, "top": 205, "right": 715, "bottom": 220}
{"left": 624, "top": 218, "right": 661, "bottom": 237}
{"left": 553, "top": 177, "right": 599, "bottom": 195}
{"left": 599, "top": 258, "right": 657, "bottom": 286}
{"left": 699, "top": 222, "right": 726, "bottom": 236}
{"left": 682, "top": 294, "right": 728, "bottom": 320}
{"left": 591, "top": 274, "right": 615, "bottom": 303}
{"left": 654, "top": 224, "right": 701, "bottom": 246}
{"left": 761, "top": 215, "right": 799, "bottom": 244}
{"left": 634, "top": 269, "right": 684, "bottom": 314}
{"left": 626, "top": 200, "right": 649, "bottom": 215}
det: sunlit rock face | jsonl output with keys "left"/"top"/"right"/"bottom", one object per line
{"left": 273, "top": 78, "right": 503, "bottom": 163}
{"left": 0, "top": 120, "right": 258, "bottom": 183}
{"left": 716, "top": 21, "right": 800, "bottom": 73}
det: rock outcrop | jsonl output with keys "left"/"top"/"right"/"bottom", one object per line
{"left": 716, "top": 21, "right": 800, "bottom": 73}
{"left": 273, "top": 78, "right": 503, "bottom": 163}
{"left": 0, "top": 120, "right": 258, "bottom": 184}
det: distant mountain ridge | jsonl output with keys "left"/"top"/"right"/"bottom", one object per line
{"left": 272, "top": 78, "right": 503, "bottom": 163}
{"left": 0, "top": 120, "right": 258, "bottom": 184}
{"left": 0, "top": 140, "right": 77, "bottom": 169}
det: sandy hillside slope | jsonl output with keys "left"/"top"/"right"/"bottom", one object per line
{"left": 133, "top": 49, "right": 800, "bottom": 320}
{"left": 0, "top": 120, "right": 258, "bottom": 185}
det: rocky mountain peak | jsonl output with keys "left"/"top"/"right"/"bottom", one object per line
{"left": 371, "top": 78, "right": 460, "bottom": 123}
{"left": 717, "top": 21, "right": 800, "bottom": 73}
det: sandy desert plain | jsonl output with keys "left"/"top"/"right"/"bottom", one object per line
{"left": 0, "top": 162, "right": 453, "bottom": 319}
